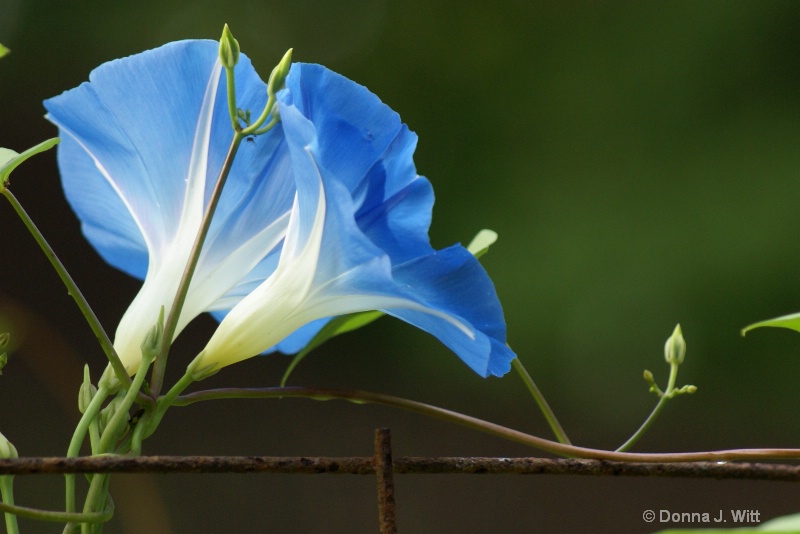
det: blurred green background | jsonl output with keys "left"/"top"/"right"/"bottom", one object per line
{"left": 3, "top": 1, "right": 800, "bottom": 532}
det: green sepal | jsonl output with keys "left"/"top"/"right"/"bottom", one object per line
{"left": 741, "top": 311, "right": 800, "bottom": 336}
{"left": 0, "top": 138, "right": 60, "bottom": 190}
{"left": 280, "top": 310, "right": 384, "bottom": 386}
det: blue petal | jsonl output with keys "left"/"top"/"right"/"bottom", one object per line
{"left": 283, "top": 65, "right": 435, "bottom": 264}
{"left": 55, "top": 133, "right": 148, "bottom": 278}
{"left": 217, "top": 63, "right": 514, "bottom": 376}
{"left": 45, "top": 41, "right": 223, "bottom": 258}
{"left": 307, "top": 171, "right": 515, "bottom": 377}
{"left": 385, "top": 246, "right": 515, "bottom": 377}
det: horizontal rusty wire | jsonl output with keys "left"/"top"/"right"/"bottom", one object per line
{"left": 0, "top": 456, "right": 799, "bottom": 481}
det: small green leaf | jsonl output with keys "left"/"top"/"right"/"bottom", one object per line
{"left": 0, "top": 44, "right": 8, "bottom": 58}
{"left": 466, "top": 229, "right": 498, "bottom": 259}
{"left": 756, "top": 511, "right": 800, "bottom": 529}
{"left": 651, "top": 511, "right": 800, "bottom": 532}
{"left": 0, "top": 138, "right": 60, "bottom": 189}
{"left": 741, "top": 311, "right": 800, "bottom": 336}
{"left": 281, "top": 311, "right": 384, "bottom": 386}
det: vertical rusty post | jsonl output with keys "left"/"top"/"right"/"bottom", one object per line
{"left": 374, "top": 428, "right": 397, "bottom": 533}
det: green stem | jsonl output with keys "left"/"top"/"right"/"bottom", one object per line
{"left": 0, "top": 475, "right": 19, "bottom": 534}
{"left": 511, "top": 358, "right": 571, "bottom": 445}
{"left": 616, "top": 363, "right": 679, "bottom": 453}
{"left": 80, "top": 474, "right": 109, "bottom": 534}
{"left": 242, "top": 93, "right": 276, "bottom": 136}
{"left": 167, "top": 386, "right": 647, "bottom": 461}
{"left": 224, "top": 66, "right": 239, "bottom": 132}
{"left": 65, "top": 386, "right": 110, "bottom": 526}
{"left": 81, "top": 474, "right": 113, "bottom": 534}
{"left": 149, "top": 134, "right": 243, "bottom": 397}
{"left": 1, "top": 189, "right": 130, "bottom": 387}
{"left": 97, "top": 355, "right": 153, "bottom": 454}
{"left": 170, "top": 385, "right": 800, "bottom": 462}
{"left": 128, "top": 413, "right": 150, "bottom": 456}
{"left": 0, "top": 500, "right": 112, "bottom": 524}
{"left": 145, "top": 372, "right": 196, "bottom": 441}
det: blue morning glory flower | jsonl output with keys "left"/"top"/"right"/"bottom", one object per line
{"left": 44, "top": 40, "right": 515, "bottom": 378}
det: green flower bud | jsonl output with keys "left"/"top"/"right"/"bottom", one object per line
{"left": 99, "top": 395, "right": 127, "bottom": 436}
{"left": 0, "top": 431, "right": 17, "bottom": 459}
{"left": 0, "top": 43, "right": 8, "bottom": 59}
{"left": 78, "top": 365, "right": 97, "bottom": 414}
{"left": 664, "top": 324, "right": 686, "bottom": 366}
{"left": 140, "top": 308, "right": 164, "bottom": 365}
{"left": 219, "top": 24, "right": 240, "bottom": 69}
{"left": 267, "top": 48, "right": 293, "bottom": 98}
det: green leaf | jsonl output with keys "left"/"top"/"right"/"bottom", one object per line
{"left": 280, "top": 311, "right": 385, "bottom": 386}
{"left": 741, "top": 311, "right": 800, "bottom": 336}
{"left": 466, "top": 229, "right": 498, "bottom": 259}
{"left": 757, "top": 511, "right": 800, "bottom": 530}
{"left": 0, "top": 44, "right": 8, "bottom": 59}
{"left": 652, "top": 511, "right": 800, "bottom": 532}
{"left": 0, "top": 138, "right": 60, "bottom": 189}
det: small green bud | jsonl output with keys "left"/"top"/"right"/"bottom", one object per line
{"left": 78, "top": 365, "right": 97, "bottom": 414}
{"left": 237, "top": 108, "right": 252, "bottom": 126}
{"left": 140, "top": 307, "right": 164, "bottom": 365}
{"left": 99, "top": 395, "right": 127, "bottom": 436}
{"left": 0, "top": 431, "right": 17, "bottom": 459}
{"left": 219, "top": 24, "right": 240, "bottom": 69}
{"left": 664, "top": 324, "right": 686, "bottom": 366}
{"left": 98, "top": 364, "right": 122, "bottom": 393}
{"left": 267, "top": 48, "right": 293, "bottom": 98}
{"left": 0, "top": 43, "right": 8, "bottom": 59}
{"left": 642, "top": 369, "right": 654, "bottom": 383}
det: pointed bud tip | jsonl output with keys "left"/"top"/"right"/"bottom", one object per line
{"left": 219, "top": 24, "right": 240, "bottom": 69}
{"left": 664, "top": 323, "right": 686, "bottom": 366}
{"left": 267, "top": 48, "right": 294, "bottom": 97}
